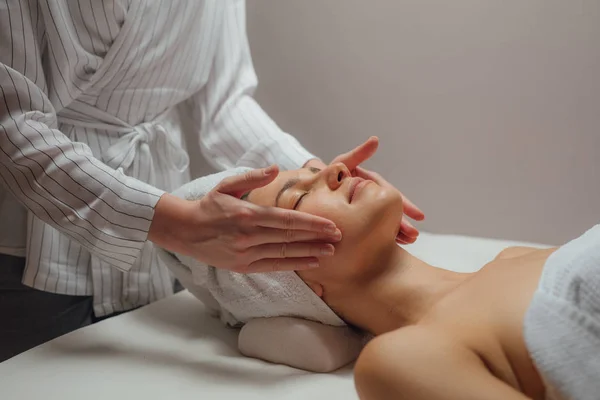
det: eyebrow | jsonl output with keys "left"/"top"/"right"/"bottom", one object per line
{"left": 274, "top": 167, "right": 321, "bottom": 207}
{"left": 275, "top": 178, "right": 299, "bottom": 207}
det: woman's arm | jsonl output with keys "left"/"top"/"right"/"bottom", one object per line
{"left": 354, "top": 326, "right": 531, "bottom": 400}
{"left": 0, "top": 2, "right": 164, "bottom": 271}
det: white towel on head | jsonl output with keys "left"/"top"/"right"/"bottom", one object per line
{"left": 156, "top": 168, "right": 364, "bottom": 371}
{"left": 184, "top": 263, "right": 346, "bottom": 327}
{"left": 163, "top": 167, "right": 345, "bottom": 327}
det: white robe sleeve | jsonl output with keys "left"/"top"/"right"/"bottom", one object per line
{"left": 191, "top": 0, "right": 317, "bottom": 171}
{"left": 0, "top": 2, "right": 164, "bottom": 271}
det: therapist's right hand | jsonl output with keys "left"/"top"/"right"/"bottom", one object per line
{"left": 148, "top": 165, "right": 342, "bottom": 273}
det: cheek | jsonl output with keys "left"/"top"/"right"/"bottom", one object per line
{"left": 302, "top": 187, "right": 404, "bottom": 284}
{"left": 301, "top": 197, "right": 354, "bottom": 236}
{"left": 358, "top": 186, "right": 403, "bottom": 231}
{"left": 301, "top": 198, "right": 366, "bottom": 267}
{"left": 300, "top": 193, "right": 377, "bottom": 243}
{"left": 301, "top": 186, "right": 402, "bottom": 250}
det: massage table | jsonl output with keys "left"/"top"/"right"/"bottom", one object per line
{"left": 0, "top": 232, "right": 548, "bottom": 400}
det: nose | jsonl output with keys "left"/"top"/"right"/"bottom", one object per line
{"left": 320, "top": 162, "right": 351, "bottom": 190}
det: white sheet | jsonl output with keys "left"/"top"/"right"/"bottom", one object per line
{"left": 0, "top": 232, "right": 548, "bottom": 400}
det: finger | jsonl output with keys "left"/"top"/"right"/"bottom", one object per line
{"left": 396, "top": 233, "right": 417, "bottom": 245}
{"left": 242, "top": 226, "right": 343, "bottom": 247}
{"left": 253, "top": 205, "right": 339, "bottom": 234}
{"left": 216, "top": 165, "right": 279, "bottom": 198}
{"left": 249, "top": 242, "right": 335, "bottom": 261}
{"left": 336, "top": 136, "right": 379, "bottom": 170}
{"left": 332, "top": 137, "right": 379, "bottom": 171}
{"left": 245, "top": 257, "right": 322, "bottom": 273}
{"left": 401, "top": 194, "right": 425, "bottom": 221}
{"left": 355, "top": 166, "right": 386, "bottom": 186}
{"left": 399, "top": 219, "right": 419, "bottom": 238}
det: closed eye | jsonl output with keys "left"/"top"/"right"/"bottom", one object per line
{"left": 293, "top": 192, "right": 309, "bottom": 210}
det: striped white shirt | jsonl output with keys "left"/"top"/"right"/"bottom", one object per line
{"left": 0, "top": 0, "right": 315, "bottom": 316}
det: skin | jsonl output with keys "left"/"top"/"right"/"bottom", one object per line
{"left": 246, "top": 163, "right": 560, "bottom": 400}
{"left": 149, "top": 136, "right": 423, "bottom": 273}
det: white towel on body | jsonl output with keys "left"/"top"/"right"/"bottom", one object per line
{"left": 524, "top": 224, "right": 600, "bottom": 400}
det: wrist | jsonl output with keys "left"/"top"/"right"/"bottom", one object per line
{"left": 148, "top": 193, "right": 196, "bottom": 254}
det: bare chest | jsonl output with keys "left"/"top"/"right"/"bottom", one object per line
{"left": 423, "top": 249, "right": 555, "bottom": 399}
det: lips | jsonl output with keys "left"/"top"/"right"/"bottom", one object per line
{"left": 348, "top": 177, "right": 364, "bottom": 203}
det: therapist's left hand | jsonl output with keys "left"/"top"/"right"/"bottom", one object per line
{"left": 304, "top": 136, "right": 425, "bottom": 244}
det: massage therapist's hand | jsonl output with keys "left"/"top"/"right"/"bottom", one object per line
{"left": 148, "top": 166, "right": 342, "bottom": 273}
{"left": 305, "top": 136, "right": 425, "bottom": 245}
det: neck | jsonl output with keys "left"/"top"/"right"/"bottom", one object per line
{"left": 329, "top": 243, "right": 470, "bottom": 335}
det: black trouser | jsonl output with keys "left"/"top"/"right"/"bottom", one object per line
{"left": 0, "top": 253, "right": 184, "bottom": 362}
{"left": 0, "top": 254, "right": 93, "bottom": 362}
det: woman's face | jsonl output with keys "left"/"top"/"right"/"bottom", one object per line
{"left": 246, "top": 163, "right": 403, "bottom": 294}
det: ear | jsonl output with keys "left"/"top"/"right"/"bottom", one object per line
{"left": 304, "top": 280, "right": 324, "bottom": 298}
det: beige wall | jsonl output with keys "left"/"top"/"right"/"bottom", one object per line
{"left": 240, "top": 0, "right": 600, "bottom": 245}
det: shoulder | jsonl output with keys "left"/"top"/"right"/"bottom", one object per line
{"left": 354, "top": 326, "right": 531, "bottom": 400}
{"left": 355, "top": 326, "right": 532, "bottom": 400}
{"left": 356, "top": 325, "right": 476, "bottom": 371}
{"left": 355, "top": 326, "right": 481, "bottom": 396}
{"left": 493, "top": 246, "right": 540, "bottom": 260}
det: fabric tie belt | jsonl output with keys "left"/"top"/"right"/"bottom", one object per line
{"left": 101, "top": 120, "right": 189, "bottom": 172}
{"left": 58, "top": 105, "right": 189, "bottom": 174}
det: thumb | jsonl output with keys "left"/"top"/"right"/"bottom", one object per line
{"left": 216, "top": 165, "right": 279, "bottom": 198}
{"left": 333, "top": 136, "right": 379, "bottom": 171}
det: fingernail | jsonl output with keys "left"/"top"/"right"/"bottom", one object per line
{"left": 309, "top": 261, "right": 320, "bottom": 268}
{"left": 324, "top": 224, "right": 337, "bottom": 234}
{"left": 321, "top": 246, "right": 335, "bottom": 256}
{"left": 263, "top": 165, "right": 277, "bottom": 176}
{"left": 332, "top": 229, "right": 342, "bottom": 241}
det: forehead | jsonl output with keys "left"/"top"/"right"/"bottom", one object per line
{"left": 247, "top": 169, "right": 311, "bottom": 207}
